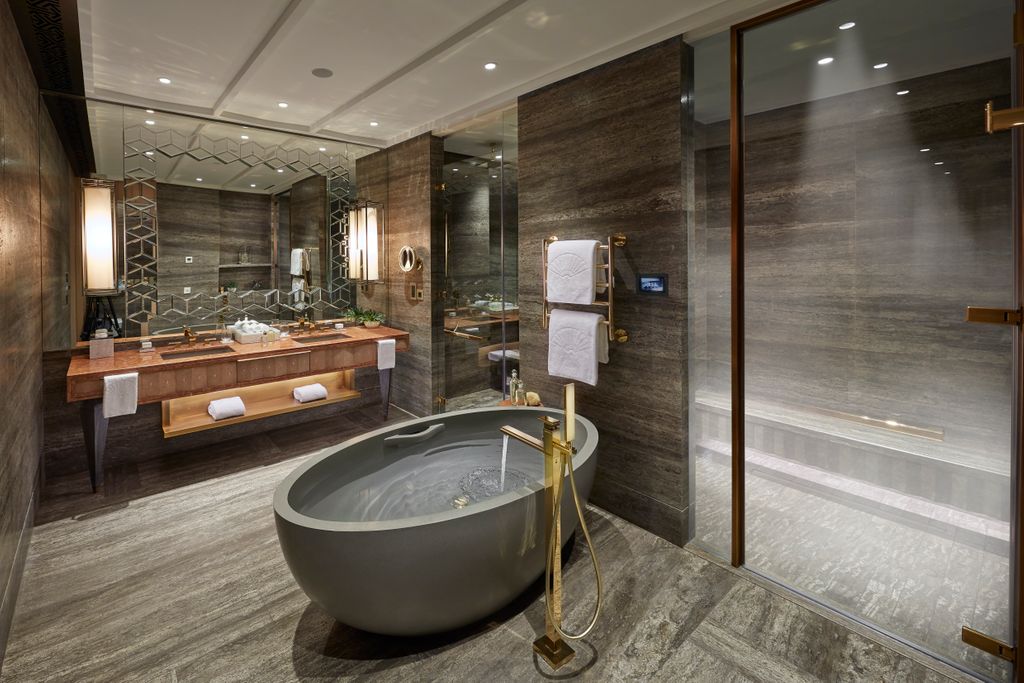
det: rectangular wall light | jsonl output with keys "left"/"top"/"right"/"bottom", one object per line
{"left": 82, "top": 180, "right": 118, "bottom": 295}
{"left": 348, "top": 201, "right": 383, "bottom": 283}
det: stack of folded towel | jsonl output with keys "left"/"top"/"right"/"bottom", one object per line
{"left": 545, "top": 239, "right": 608, "bottom": 386}
{"left": 208, "top": 396, "right": 245, "bottom": 421}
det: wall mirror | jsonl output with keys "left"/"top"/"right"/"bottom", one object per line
{"left": 85, "top": 101, "right": 378, "bottom": 337}
{"left": 398, "top": 245, "right": 419, "bottom": 273}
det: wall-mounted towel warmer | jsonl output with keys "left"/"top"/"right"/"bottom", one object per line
{"left": 542, "top": 233, "right": 628, "bottom": 343}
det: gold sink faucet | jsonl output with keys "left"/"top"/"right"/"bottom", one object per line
{"left": 183, "top": 326, "right": 198, "bottom": 345}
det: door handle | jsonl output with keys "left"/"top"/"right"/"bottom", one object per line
{"left": 965, "top": 307, "right": 1022, "bottom": 325}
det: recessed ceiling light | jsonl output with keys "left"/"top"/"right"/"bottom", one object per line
{"left": 495, "top": 154, "right": 502, "bottom": 159}
{"left": 145, "top": 151, "right": 154, "bottom": 156}
{"left": 934, "top": 161, "right": 944, "bottom": 165}
{"left": 318, "top": 147, "right": 326, "bottom": 152}
{"left": 196, "top": 177, "right": 203, "bottom": 182}
{"left": 897, "top": 90, "right": 910, "bottom": 95}
{"left": 491, "top": 174, "right": 497, "bottom": 178}
{"left": 277, "top": 168, "right": 284, "bottom": 173}
{"left": 250, "top": 183, "right": 257, "bottom": 188}
{"left": 944, "top": 171, "right": 951, "bottom": 175}
{"left": 817, "top": 57, "right": 834, "bottom": 65}
{"left": 839, "top": 21, "right": 856, "bottom": 30}
{"left": 311, "top": 67, "right": 333, "bottom": 78}
{"left": 873, "top": 62, "right": 888, "bottom": 69}
{"left": 145, "top": 119, "right": 155, "bottom": 125}
{"left": 452, "top": 168, "right": 459, "bottom": 172}
{"left": 241, "top": 134, "right": 249, "bottom": 140}
{"left": 484, "top": 62, "right": 497, "bottom": 70}
{"left": 278, "top": 102, "right": 288, "bottom": 108}
{"left": 158, "top": 77, "right": 171, "bottom": 84}
{"left": 369, "top": 121, "right": 379, "bottom": 127}
{"left": 920, "top": 148, "right": 930, "bottom": 152}
{"left": 145, "top": 109, "right": 154, "bottom": 114}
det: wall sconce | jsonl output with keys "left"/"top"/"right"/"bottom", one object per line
{"left": 82, "top": 179, "right": 118, "bottom": 295}
{"left": 348, "top": 200, "right": 384, "bottom": 289}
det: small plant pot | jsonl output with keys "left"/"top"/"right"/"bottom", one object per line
{"left": 364, "top": 321, "right": 382, "bottom": 328}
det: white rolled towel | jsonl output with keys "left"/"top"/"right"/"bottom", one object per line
{"left": 208, "top": 396, "right": 245, "bottom": 421}
{"left": 377, "top": 338, "right": 396, "bottom": 370}
{"left": 293, "top": 383, "right": 328, "bottom": 403}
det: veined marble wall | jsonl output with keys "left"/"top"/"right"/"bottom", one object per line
{"left": 0, "top": 0, "right": 75, "bottom": 664}
{"left": 518, "top": 38, "right": 693, "bottom": 545}
{"left": 693, "top": 59, "right": 1013, "bottom": 466}
{"left": 356, "top": 134, "right": 445, "bottom": 417}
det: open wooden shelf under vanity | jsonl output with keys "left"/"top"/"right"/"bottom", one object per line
{"left": 161, "top": 369, "right": 360, "bottom": 437}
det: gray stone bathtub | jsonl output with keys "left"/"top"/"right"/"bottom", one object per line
{"left": 273, "top": 407, "right": 598, "bottom": 636}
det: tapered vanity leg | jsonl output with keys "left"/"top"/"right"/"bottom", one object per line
{"left": 80, "top": 399, "right": 108, "bottom": 493}
{"left": 379, "top": 368, "right": 392, "bottom": 419}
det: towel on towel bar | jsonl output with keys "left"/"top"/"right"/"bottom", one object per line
{"left": 547, "top": 309, "right": 607, "bottom": 386}
{"left": 546, "top": 239, "right": 600, "bottom": 304}
{"left": 208, "top": 396, "right": 245, "bottom": 421}
{"left": 377, "top": 338, "right": 396, "bottom": 370}
{"left": 293, "top": 383, "right": 328, "bottom": 403}
{"left": 290, "top": 248, "right": 309, "bottom": 276}
{"left": 102, "top": 372, "right": 138, "bottom": 418}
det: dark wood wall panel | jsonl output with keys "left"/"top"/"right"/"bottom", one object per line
{"left": 0, "top": 0, "right": 71, "bottom": 662}
{"left": 39, "top": 104, "right": 75, "bottom": 350}
{"left": 356, "top": 134, "right": 444, "bottom": 417}
{"left": 517, "top": 38, "right": 692, "bottom": 544}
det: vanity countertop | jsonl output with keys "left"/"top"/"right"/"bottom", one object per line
{"left": 67, "top": 325, "right": 409, "bottom": 381}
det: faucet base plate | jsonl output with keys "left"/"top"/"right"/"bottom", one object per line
{"left": 533, "top": 635, "right": 575, "bottom": 670}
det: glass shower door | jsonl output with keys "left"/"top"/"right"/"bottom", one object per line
{"left": 737, "top": 0, "right": 1016, "bottom": 678}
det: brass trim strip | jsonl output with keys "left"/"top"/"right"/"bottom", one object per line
{"left": 236, "top": 350, "right": 311, "bottom": 364}
{"left": 963, "top": 626, "right": 1016, "bottom": 662}
{"left": 966, "top": 306, "right": 1023, "bottom": 325}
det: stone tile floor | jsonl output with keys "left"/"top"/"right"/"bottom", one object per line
{"left": 693, "top": 450, "right": 1010, "bottom": 682}
{"left": 2, "top": 448, "right": 977, "bottom": 682}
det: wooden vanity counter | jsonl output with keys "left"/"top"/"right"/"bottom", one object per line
{"left": 67, "top": 325, "right": 409, "bottom": 404}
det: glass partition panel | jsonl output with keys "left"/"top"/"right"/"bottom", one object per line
{"left": 740, "top": 0, "right": 1013, "bottom": 678}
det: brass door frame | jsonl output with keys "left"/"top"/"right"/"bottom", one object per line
{"left": 729, "top": 0, "right": 1024, "bottom": 678}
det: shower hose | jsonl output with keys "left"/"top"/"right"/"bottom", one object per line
{"left": 544, "top": 449, "right": 603, "bottom": 641}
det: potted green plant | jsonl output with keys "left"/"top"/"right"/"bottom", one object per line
{"left": 344, "top": 305, "right": 385, "bottom": 328}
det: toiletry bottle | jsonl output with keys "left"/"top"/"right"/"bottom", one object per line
{"left": 508, "top": 369, "right": 522, "bottom": 406}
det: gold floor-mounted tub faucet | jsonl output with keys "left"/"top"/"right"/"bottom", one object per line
{"left": 501, "top": 383, "right": 602, "bottom": 671}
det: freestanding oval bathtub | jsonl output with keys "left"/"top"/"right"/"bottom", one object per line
{"left": 273, "top": 406, "right": 598, "bottom": 636}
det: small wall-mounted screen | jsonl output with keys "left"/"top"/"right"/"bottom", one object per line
{"left": 638, "top": 274, "right": 668, "bottom": 294}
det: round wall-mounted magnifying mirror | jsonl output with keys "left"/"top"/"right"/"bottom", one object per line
{"left": 398, "top": 245, "right": 420, "bottom": 273}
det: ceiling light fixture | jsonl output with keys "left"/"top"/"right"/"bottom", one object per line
{"left": 495, "top": 154, "right": 502, "bottom": 160}
{"left": 484, "top": 62, "right": 497, "bottom": 70}
{"left": 145, "top": 151, "right": 154, "bottom": 156}
{"left": 277, "top": 169, "right": 284, "bottom": 173}
{"left": 452, "top": 168, "right": 459, "bottom": 172}
{"left": 817, "top": 57, "right": 834, "bottom": 65}
{"left": 920, "top": 147, "right": 930, "bottom": 152}
{"left": 318, "top": 147, "right": 327, "bottom": 152}
{"left": 944, "top": 171, "right": 951, "bottom": 175}
{"left": 158, "top": 77, "right": 171, "bottom": 84}
{"left": 839, "top": 21, "right": 856, "bottom": 30}
{"left": 897, "top": 90, "right": 909, "bottom": 95}
{"left": 278, "top": 102, "right": 288, "bottom": 108}
{"left": 873, "top": 62, "right": 888, "bottom": 69}
{"left": 250, "top": 183, "right": 257, "bottom": 188}
{"left": 145, "top": 109, "right": 154, "bottom": 114}
{"left": 196, "top": 177, "right": 203, "bottom": 182}
{"left": 145, "top": 119, "right": 155, "bottom": 125}
{"left": 240, "top": 134, "right": 249, "bottom": 140}
{"left": 369, "top": 121, "right": 379, "bottom": 127}
{"left": 934, "top": 161, "right": 944, "bottom": 165}
{"left": 312, "top": 67, "right": 333, "bottom": 78}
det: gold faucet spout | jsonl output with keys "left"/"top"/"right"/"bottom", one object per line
{"left": 500, "top": 425, "right": 544, "bottom": 452}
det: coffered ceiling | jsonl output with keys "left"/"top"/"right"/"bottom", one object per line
{"left": 78, "top": 0, "right": 786, "bottom": 147}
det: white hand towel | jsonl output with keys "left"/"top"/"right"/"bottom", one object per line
{"left": 102, "top": 372, "right": 138, "bottom": 418}
{"left": 290, "top": 249, "right": 305, "bottom": 276}
{"left": 547, "top": 239, "right": 599, "bottom": 304}
{"left": 208, "top": 396, "right": 245, "bottom": 421}
{"left": 548, "top": 309, "right": 605, "bottom": 386}
{"left": 293, "top": 383, "right": 328, "bottom": 403}
{"left": 377, "top": 338, "right": 396, "bottom": 370}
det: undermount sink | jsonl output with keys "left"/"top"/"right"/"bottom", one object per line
{"left": 160, "top": 345, "right": 236, "bottom": 360}
{"left": 292, "top": 333, "right": 350, "bottom": 344}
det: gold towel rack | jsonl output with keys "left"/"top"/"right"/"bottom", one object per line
{"left": 542, "top": 233, "right": 628, "bottom": 343}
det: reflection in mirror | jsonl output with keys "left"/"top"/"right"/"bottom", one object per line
{"left": 86, "top": 101, "right": 378, "bottom": 337}
{"left": 398, "top": 245, "right": 419, "bottom": 273}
